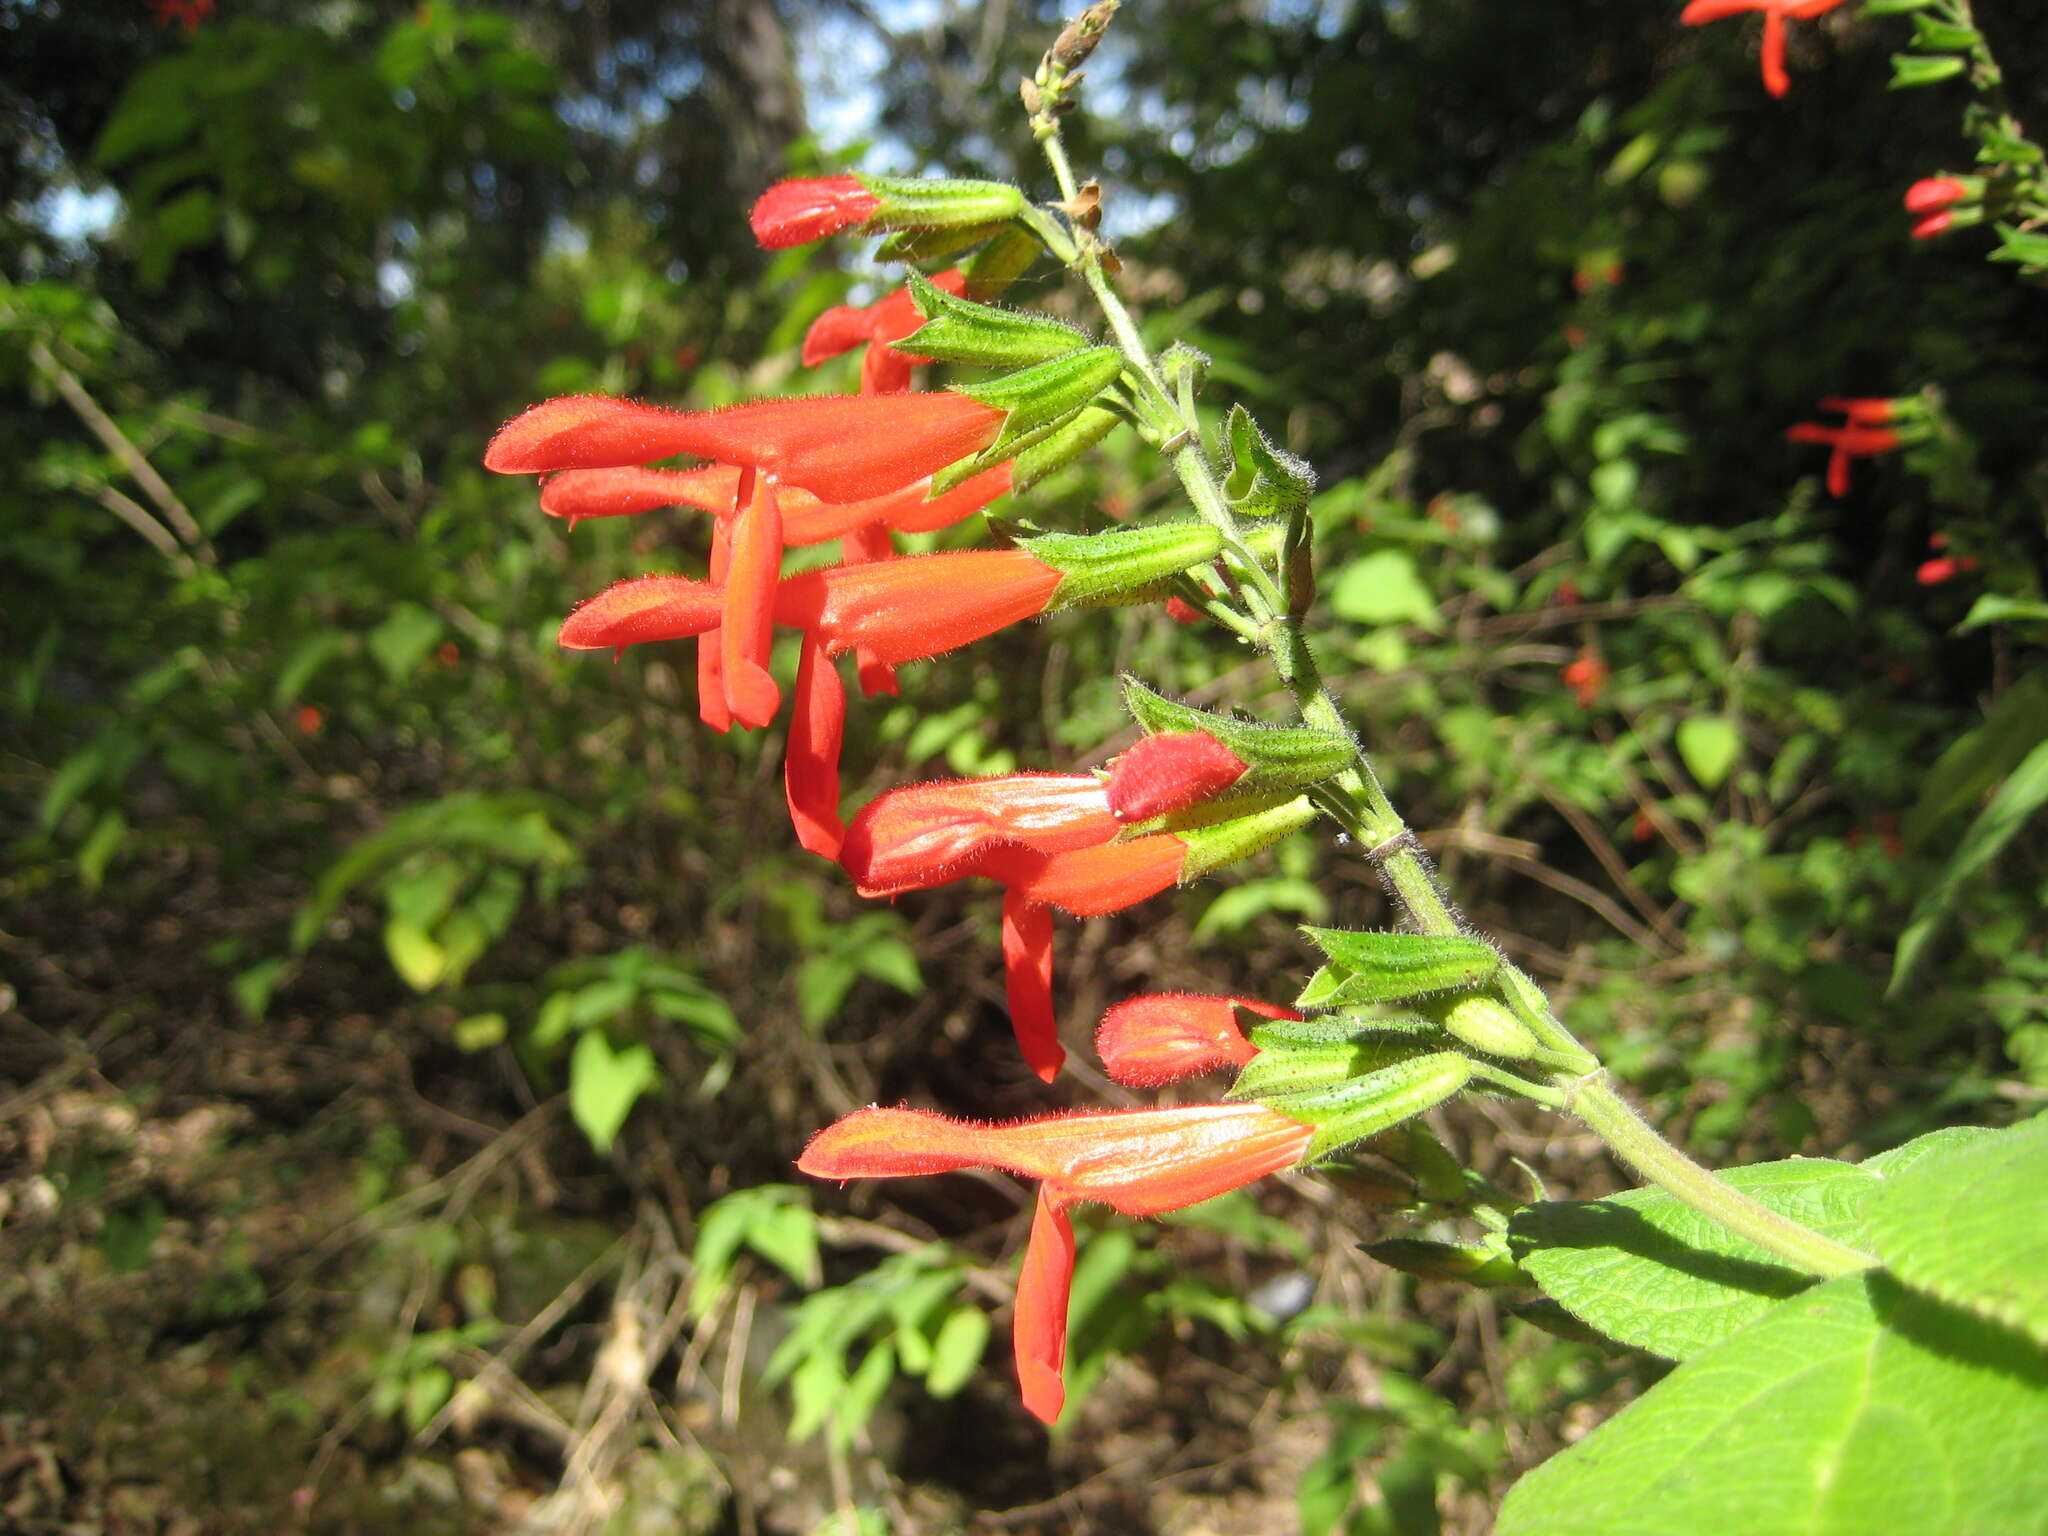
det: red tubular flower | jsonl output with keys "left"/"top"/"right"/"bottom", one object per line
{"left": 151, "top": 0, "right": 214, "bottom": 32}
{"left": 1677, "top": 0, "right": 1850, "bottom": 99}
{"left": 1096, "top": 993, "right": 1301, "bottom": 1087}
{"left": 970, "top": 834, "right": 1189, "bottom": 918}
{"left": 486, "top": 393, "right": 1003, "bottom": 503}
{"left": 749, "top": 175, "right": 882, "bottom": 249}
{"left": 1785, "top": 421, "right": 1901, "bottom": 497}
{"left": 1003, "top": 892, "right": 1062, "bottom": 1082}
{"left": 1911, "top": 211, "right": 1954, "bottom": 241}
{"left": 1561, "top": 647, "right": 1608, "bottom": 708}
{"left": 798, "top": 1102, "right": 1315, "bottom": 1423}
{"left": 1164, "top": 596, "right": 1204, "bottom": 626}
{"left": 1917, "top": 556, "right": 1974, "bottom": 586}
{"left": 840, "top": 774, "right": 1119, "bottom": 898}
{"left": 699, "top": 520, "right": 733, "bottom": 732}
{"left": 1904, "top": 177, "right": 1969, "bottom": 215}
{"left": 1104, "top": 731, "right": 1251, "bottom": 821}
{"left": 1817, "top": 396, "right": 1894, "bottom": 426}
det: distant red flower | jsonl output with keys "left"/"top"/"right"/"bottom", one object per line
{"left": 1678, "top": 0, "right": 1852, "bottom": 99}
{"left": 1916, "top": 555, "right": 1977, "bottom": 586}
{"left": 1095, "top": 992, "right": 1299, "bottom": 1086}
{"left": 1785, "top": 420, "right": 1901, "bottom": 496}
{"left": 1561, "top": 647, "right": 1608, "bottom": 708}
{"left": 749, "top": 176, "right": 882, "bottom": 250}
{"left": 295, "top": 705, "right": 324, "bottom": 735}
{"left": 798, "top": 1103, "right": 1314, "bottom": 1422}
{"left": 1164, "top": 596, "right": 1204, "bottom": 625}
{"left": 1816, "top": 396, "right": 1894, "bottom": 427}
{"left": 1103, "top": 732, "right": 1250, "bottom": 822}
{"left": 1904, "top": 177, "right": 1969, "bottom": 215}
{"left": 151, "top": 0, "right": 214, "bottom": 33}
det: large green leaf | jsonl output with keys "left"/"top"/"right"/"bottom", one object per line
{"left": 1497, "top": 1273, "right": 2048, "bottom": 1536}
{"left": 1510, "top": 1160, "right": 1879, "bottom": 1359}
{"left": 1863, "top": 1114, "right": 2048, "bottom": 1348}
{"left": 1892, "top": 738, "right": 2048, "bottom": 990}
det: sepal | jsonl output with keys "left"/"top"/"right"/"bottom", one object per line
{"left": 1223, "top": 404, "right": 1316, "bottom": 520}
{"left": 1011, "top": 521, "right": 1224, "bottom": 611}
{"left": 1363, "top": 1237, "right": 1527, "bottom": 1287}
{"left": 1238, "top": 1050, "right": 1474, "bottom": 1163}
{"left": 1011, "top": 406, "right": 1124, "bottom": 492}
{"left": 900, "top": 270, "right": 1091, "bottom": 368}
{"left": 1247, "top": 1009, "right": 1438, "bottom": 1049}
{"left": 1296, "top": 928, "right": 1500, "bottom": 1008}
{"left": 855, "top": 172, "right": 1027, "bottom": 233}
{"left": 1174, "top": 793, "right": 1317, "bottom": 879}
{"left": 1121, "top": 679, "right": 1354, "bottom": 795}
{"left": 1429, "top": 995, "right": 1540, "bottom": 1060}
{"left": 954, "top": 346, "right": 1126, "bottom": 451}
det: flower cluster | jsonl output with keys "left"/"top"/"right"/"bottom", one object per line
{"left": 1678, "top": 0, "right": 1851, "bottom": 99}
{"left": 486, "top": 173, "right": 1388, "bottom": 1423}
{"left": 1785, "top": 395, "right": 1915, "bottom": 497}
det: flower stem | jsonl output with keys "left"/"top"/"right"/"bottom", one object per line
{"left": 1026, "top": 68, "right": 1872, "bottom": 1282}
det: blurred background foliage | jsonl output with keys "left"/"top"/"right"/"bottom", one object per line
{"left": 2, "top": 0, "right": 2044, "bottom": 1531}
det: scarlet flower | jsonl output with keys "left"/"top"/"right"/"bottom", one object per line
{"left": 1904, "top": 177, "right": 1970, "bottom": 215}
{"left": 1916, "top": 556, "right": 1978, "bottom": 586}
{"left": 486, "top": 392, "right": 1003, "bottom": 504}
{"left": 804, "top": 269, "right": 968, "bottom": 396}
{"left": 1911, "top": 211, "right": 1954, "bottom": 241}
{"left": 1095, "top": 993, "right": 1301, "bottom": 1087}
{"left": 151, "top": 0, "right": 214, "bottom": 32}
{"left": 1164, "top": 596, "right": 1204, "bottom": 626}
{"left": 1785, "top": 420, "right": 1901, "bottom": 497}
{"left": 1817, "top": 396, "right": 1894, "bottom": 427}
{"left": 1103, "top": 731, "right": 1250, "bottom": 822}
{"left": 749, "top": 176, "right": 882, "bottom": 250}
{"left": 839, "top": 774, "right": 1120, "bottom": 899}
{"left": 798, "top": 1103, "right": 1314, "bottom": 1422}
{"left": 1678, "top": 0, "right": 1851, "bottom": 99}
{"left": 1561, "top": 647, "right": 1608, "bottom": 708}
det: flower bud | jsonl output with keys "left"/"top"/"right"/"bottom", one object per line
{"left": 1174, "top": 794, "right": 1317, "bottom": 880}
{"left": 1119, "top": 679, "right": 1355, "bottom": 798}
{"left": 1104, "top": 732, "right": 1250, "bottom": 821}
{"left": 1430, "top": 995, "right": 1541, "bottom": 1060}
{"left": 1363, "top": 1238, "right": 1525, "bottom": 1287}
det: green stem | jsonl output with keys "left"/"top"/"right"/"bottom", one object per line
{"left": 1027, "top": 85, "right": 1864, "bottom": 1282}
{"left": 1567, "top": 1075, "right": 1876, "bottom": 1278}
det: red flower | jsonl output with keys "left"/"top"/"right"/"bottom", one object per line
{"left": 1904, "top": 177, "right": 1970, "bottom": 215}
{"left": 151, "top": 0, "right": 214, "bottom": 32}
{"left": 486, "top": 392, "right": 1003, "bottom": 504}
{"left": 1561, "top": 647, "right": 1608, "bottom": 708}
{"left": 1678, "top": 0, "right": 1850, "bottom": 98}
{"left": 1916, "top": 555, "right": 1976, "bottom": 586}
{"left": 798, "top": 1103, "right": 1314, "bottom": 1422}
{"left": 1103, "top": 731, "right": 1250, "bottom": 822}
{"left": 749, "top": 176, "right": 882, "bottom": 250}
{"left": 804, "top": 269, "right": 968, "bottom": 395}
{"left": 840, "top": 774, "right": 1120, "bottom": 899}
{"left": 1164, "top": 596, "right": 1204, "bottom": 626}
{"left": 1095, "top": 993, "right": 1300, "bottom": 1086}
{"left": 1785, "top": 421, "right": 1901, "bottom": 496}
{"left": 1817, "top": 396, "right": 1894, "bottom": 426}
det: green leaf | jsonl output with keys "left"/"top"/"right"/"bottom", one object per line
{"left": 1904, "top": 673, "right": 2048, "bottom": 846}
{"left": 746, "top": 1201, "right": 822, "bottom": 1292}
{"left": 924, "top": 1305, "right": 991, "bottom": 1398}
{"left": 232, "top": 958, "right": 287, "bottom": 1021}
{"left": 367, "top": 602, "right": 445, "bottom": 683}
{"left": 76, "top": 808, "right": 126, "bottom": 891}
{"left": 1892, "top": 738, "right": 2048, "bottom": 990}
{"left": 1497, "top": 1272, "right": 2048, "bottom": 1536}
{"left": 452, "top": 1013, "right": 506, "bottom": 1051}
{"left": 1888, "top": 52, "right": 1968, "bottom": 88}
{"left": 1956, "top": 594, "right": 2048, "bottom": 631}
{"left": 1510, "top": 1160, "right": 1880, "bottom": 1360}
{"left": 1676, "top": 716, "right": 1741, "bottom": 791}
{"left": 567, "top": 1032, "right": 659, "bottom": 1153}
{"left": 383, "top": 918, "right": 446, "bottom": 991}
{"left": 1327, "top": 550, "right": 1443, "bottom": 632}
{"left": 1862, "top": 1115, "right": 2048, "bottom": 1348}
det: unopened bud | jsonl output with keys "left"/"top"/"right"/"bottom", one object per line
{"left": 1016, "top": 520, "right": 1223, "bottom": 610}
{"left": 1432, "top": 994, "right": 1541, "bottom": 1060}
{"left": 1051, "top": 1, "right": 1119, "bottom": 68}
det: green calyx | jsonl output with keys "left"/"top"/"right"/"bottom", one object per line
{"left": 1239, "top": 1047, "right": 1474, "bottom": 1164}
{"left": 1121, "top": 678, "right": 1355, "bottom": 796}
{"left": 933, "top": 347, "right": 1128, "bottom": 492}
{"left": 1012, "top": 521, "right": 1223, "bottom": 611}
{"left": 1363, "top": 1238, "right": 1526, "bottom": 1288}
{"left": 1295, "top": 928, "right": 1501, "bottom": 1010}
{"left": 854, "top": 173, "right": 1028, "bottom": 233}
{"left": 901, "top": 270, "right": 1090, "bottom": 368}
{"left": 1174, "top": 793, "right": 1317, "bottom": 880}
{"left": 1429, "top": 994, "right": 1541, "bottom": 1060}
{"left": 1222, "top": 403, "right": 1316, "bottom": 520}
{"left": 1011, "top": 405, "right": 1123, "bottom": 493}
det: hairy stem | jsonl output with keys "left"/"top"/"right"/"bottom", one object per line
{"left": 1027, "top": 77, "right": 1877, "bottom": 1279}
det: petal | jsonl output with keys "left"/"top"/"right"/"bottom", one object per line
{"left": 840, "top": 774, "right": 1117, "bottom": 898}
{"left": 860, "top": 343, "right": 917, "bottom": 396}
{"left": 837, "top": 522, "right": 901, "bottom": 698}
{"left": 699, "top": 522, "right": 734, "bottom": 733}
{"left": 1104, "top": 732, "right": 1251, "bottom": 821}
{"left": 1826, "top": 445, "right": 1851, "bottom": 498}
{"left": 979, "top": 834, "right": 1187, "bottom": 918}
{"left": 749, "top": 175, "right": 881, "bottom": 250}
{"left": 487, "top": 393, "right": 1003, "bottom": 504}
{"left": 785, "top": 628, "right": 848, "bottom": 858}
{"left": 1678, "top": 0, "right": 1763, "bottom": 21}
{"left": 879, "top": 464, "right": 1012, "bottom": 534}
{"left": 811, "top": 549, "right": 1062, "bottom": 667}
{"left": 1095, "top": 992, "right": 1290, "bottom": 1087}
{"left": 539, "top": 464, "right": 740, "bottom": 521}
{"left": 1003, "top": 889, "right": 1063, "bottom": 1082}
{"left": 801, "top": 303, "right": 879, "bottom": 366}
{"left": 720, "top": 470, "right": 783, "bottom": 729}
{"left": 1760, "top": 8, "right": 1790, "bottom": 97}
{"left": 559, "top": 576, "right": 722, "bottom": 651}
{"left": 1014, "top": 1192, "right": 1075, "bottom": 1425}
{"left": 797, "top": 1103, "right": 1313, "bottom": 1217}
